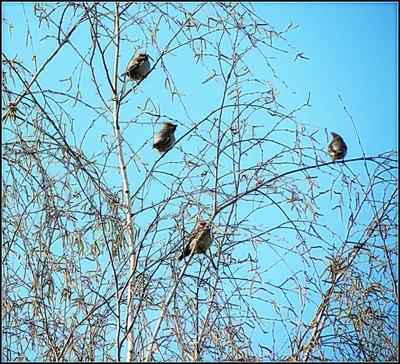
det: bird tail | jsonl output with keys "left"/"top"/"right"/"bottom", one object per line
{"left": 177, "top": 247, "right": 191, "bottom": 262}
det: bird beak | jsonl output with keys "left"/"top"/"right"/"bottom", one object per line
{"left": 148, "top": 55, "right": 154, "bottom": 62}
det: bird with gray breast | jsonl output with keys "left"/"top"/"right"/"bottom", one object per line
{"left": 328, "top": 132, "right": 347, "bottom": 160}
{"left": 153, "top": 122, "right": 177, "bottom": 153}
{"left": 121, "top": 52, "right": 152, "bottom": 81}
{"left": 177, "top": 221, "right": 212, "bottom": 262}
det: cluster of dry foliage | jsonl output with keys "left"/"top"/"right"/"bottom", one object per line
{"left": 2, "top": 2, "right": 398, "bottom": 362}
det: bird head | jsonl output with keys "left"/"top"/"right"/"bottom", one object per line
{"left": 331, "top": 132, "right": 342, "bottom": 139}
{"left": 198, "top": 221, "right": 208, "bottom": 228}
{"left": 136, "top": 52, "right": 153, "bottom": 61}
{"left": 163, "top": 122, "right": 178, "bottom": 131}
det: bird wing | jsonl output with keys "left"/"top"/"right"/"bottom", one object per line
{"left": 127, "top": 59, "right": 142, "bottom": 72}
{"left": 182, "top": 229, "right": 202, "bottom": 255}
{"left": 182, "top": 225, "right": 202, "bottom": 247}
{"left": 120, "top": 60, "right": 137, "bottom": 77}
{"left": 329, "top": 140, "right": 342, "bottom": 153}
{"left": 178, "top": 226, "right": 210, "bottom": 261}
{"left": 153, "top": 135, "right": 171, "bottom": 148}
{"left": 189, "top": 227, "right": 210, "bottom": 248}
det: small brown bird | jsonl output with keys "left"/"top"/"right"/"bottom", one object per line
{"left": 177, "top": 221, "right": 212, "bottom": 262}
{"left": 328, "top": 132, "right": 347, "bottom": 160}
{"left": 153, "top": 122, "right": 177, "bottom": 153}
{"left": 121, "top": 52, "right": 152, "bottom": 81}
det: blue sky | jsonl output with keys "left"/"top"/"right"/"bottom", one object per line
{"left": 3, "top": 2, "right": 397, "bottom": 157}
{"left": 2, "top": 2, "right": 398, "bottom": 361}
{"left": 258, "top": 2, "right": 398, "bottom": 155}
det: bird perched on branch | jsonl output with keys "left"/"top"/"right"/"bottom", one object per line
{"left": 177, "top": 221, "right": 212, "bottom": 262}
{"left": 121, "top": 52, "right": 152, "bottom": 81}
{"left": 153, "top": 122, "right": 177, "bottom": 153}
{"left": 328, "top": 132, "right": 347, "bottom": 160}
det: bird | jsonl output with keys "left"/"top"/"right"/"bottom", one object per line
{"left": 177, "top": 221, "right": 212, "bottom": 262}
{"left": 328, "top": 132, "right": 347, "bottom": 160}
{"left": 120, "top": 52, "right": 152, "bottom": 81}
{"left": 153, "top": 122, "right": 177, "bottom": 153}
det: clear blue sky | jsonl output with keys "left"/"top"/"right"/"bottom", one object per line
{"left": 2, "top": 2, "right": 398, "bottom": 361}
